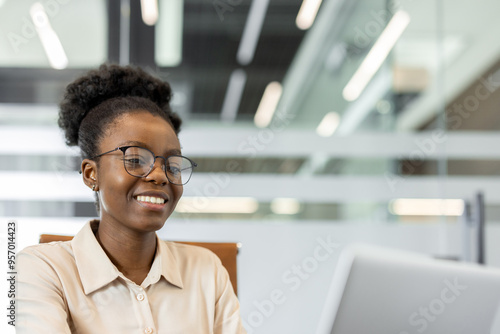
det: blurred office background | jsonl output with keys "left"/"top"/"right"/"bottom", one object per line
{"left": 2, "top": 0, "right": 500, "bottom": 333}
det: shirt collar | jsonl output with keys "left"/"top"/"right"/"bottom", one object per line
{"left": 72, "top": 220, "right": 184, "bottom": 294}
{"left": 152, "top": 234, "right": 184, "bottom": 289}
{"left": 72, "top": 220, "right": 120, "bottom": 295}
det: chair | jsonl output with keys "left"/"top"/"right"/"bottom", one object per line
{"left": 39, "top": 234, "right": 240, "bottom": 295}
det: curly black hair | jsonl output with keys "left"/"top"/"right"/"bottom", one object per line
{"left": 58, "top": 64, "right": 182, "bottom": 160}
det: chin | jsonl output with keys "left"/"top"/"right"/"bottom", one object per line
{"left": 132, "top": 215, "right": 168, "bottom": 233}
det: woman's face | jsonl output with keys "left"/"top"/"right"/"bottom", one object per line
{"left": 94, "top": 110, "right": 183, "bottom": 233}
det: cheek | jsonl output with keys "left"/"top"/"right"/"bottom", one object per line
{"left": 99, "top": 170, "right": 134, "bottom": 211}
{"left": 171, "top": 185, "right": 183, "bottom": 204}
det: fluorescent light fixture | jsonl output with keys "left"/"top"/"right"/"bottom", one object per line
{"left": 119, "top": 0, "right": 131, "bottom": 65}
{"left": 141, "top": 0, "right": 159, "bottom": 26}
{"left": 155, "top": 0, "right": 183, "bottom": 66}
{"left": 271, "top": 198, "right": 301, "bottom": 215}
{"left": 296, "top": 0, "right": 323, "bottom": 30}
{"left": 175, "top": 197, "right": 259, "bottom": 214}
{"left": 254, "top": 81, "right": 282, "bottom": 128}
{"left": 30, "top": 3, "right": 68, "bottom": 70}
{"left": 390, "top": 199, "right": 465, "bottom": 216}
{"left": 343, "top": 10, "right": 410, "bottom": 102}
{"left": 237, "top": 0, "right": 270, "bottom": 65}
{"left": 221, "top": 69, "right": 247, "bottom": 123}
{"left": 316, "top": 111, "right": 340, "bottom": 137}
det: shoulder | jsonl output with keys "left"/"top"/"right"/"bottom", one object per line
{"left": 17, "top": 242, "right": 76, "bottom": 290}
{"left": 18, "top": 241, "right": 74, "bottom": 262}
{"left": 17, "top": 242, "right": 75, "bottom": 273}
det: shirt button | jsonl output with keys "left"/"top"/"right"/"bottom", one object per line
{"left": 137, "top": 293, "right": 145, "bottom": 301}
{"left": 144, "top": 327, "right": 153, "bottom": 334}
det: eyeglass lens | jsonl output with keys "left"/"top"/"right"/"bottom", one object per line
{"left": 123, "top": 147, "right": 193, "bottom": 185}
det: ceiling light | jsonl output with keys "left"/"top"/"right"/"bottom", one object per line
{"left": 296, "top": 0, "right": 323, "bottom": 30}
{"left": 316, "top": 111, "right": 340, "bottom": 137}
{"left": 221, "top": 69, "right": 247, "bottom": 123}
{"left": 175, "top": 197, "right": 259, "bottom": 214}
{"left": 140, "top": 0, "right": 159, "bottom": 26}
{"left": 343, "top": 10, "right": 410, "bottom": 102}
{"left": 30, "top": 3, "right": 68, "bottom": 70}
{"left": 271, "top": 198, "right": 301, "bottom": 215}
{"left": 119, "top": 0, "right": 131, "bottom": 65}
{"left": 237, "top": 0, "right": 270, "bottom": 65}
{"left": 155, "top": 0, "right": 183, "bottom": 66}
{"left": 389, "top": 199, "right": 465, "bottom": 216}
{"left": 254, "top": 81, "right": 282, "bottom": 128}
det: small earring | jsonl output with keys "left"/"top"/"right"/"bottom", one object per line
{"left": 92, "top": 184, "right": 96, "bottom": 191}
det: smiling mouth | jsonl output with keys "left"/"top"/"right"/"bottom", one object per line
{"left": 135, "top": 195, "right": 167, "bottom": 205}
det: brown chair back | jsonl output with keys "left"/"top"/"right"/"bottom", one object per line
{"left": 39, "top": 234, "right": 239, "bottom": 295}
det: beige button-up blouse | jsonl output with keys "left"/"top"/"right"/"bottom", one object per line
{"left": 17, "top": 220, "right": 246, "bottom": 334}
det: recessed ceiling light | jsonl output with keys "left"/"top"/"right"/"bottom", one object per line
{"left": 271, "top": 198, "right": 301, "bottom": 215}
{"left": 237, "top": 0, "right": 270, "bottom": 65}
{"left": 254, "top": 81, "right": 282, "bottom": 128}
{"left": 175, "top": 197, "right": 259, "bottom": 214}
{"left": 296, "top": 0, "right": 323, "bottom": 30}
{"left": 389, "top": 198, "right": 465, "bottom": 216}
{"left": 316, "top": 112, "right": 340, "bottom": 137}
{"left": 140, "top": 0, "right": 159, "bottom": 26}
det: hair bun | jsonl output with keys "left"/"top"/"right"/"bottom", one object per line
{"left": 58, "top": 64, "right": 173, "bottom": 147}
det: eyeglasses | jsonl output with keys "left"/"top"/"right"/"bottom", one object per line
{"left": 90, "top": 146, "right": 197, "bottom": 185}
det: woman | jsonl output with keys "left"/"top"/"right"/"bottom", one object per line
{"left": 17, "top": 64, "right": 246, "bottom": 333}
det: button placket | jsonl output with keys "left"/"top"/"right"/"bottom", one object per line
{"left": 131, "top": 285, "right": 154, "bottom": 334}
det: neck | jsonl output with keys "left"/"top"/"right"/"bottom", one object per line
{"left": 93, "top": 220, "right": 157, "bottom": 285}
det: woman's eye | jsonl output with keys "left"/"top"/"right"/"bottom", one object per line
{"left": 167, "top": 166, "right": 181, "bottom": 174}
{"left": 124, "top": 158, "right": 146, "bottom": 165}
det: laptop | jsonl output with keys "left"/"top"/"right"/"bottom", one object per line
{"left": 315, "top": 244, "right": 500, "bottom": 334}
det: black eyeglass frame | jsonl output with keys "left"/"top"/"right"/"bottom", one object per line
{"left": 84, "top": 145, "right": 197, "bottom": 185}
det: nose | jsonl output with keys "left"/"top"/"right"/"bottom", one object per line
{"left": 145, "top": 156, "right": 169, "bottom": 184}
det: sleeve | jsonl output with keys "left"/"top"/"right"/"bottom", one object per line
{"left": 213, "top": 257, "right": 247, "bottom": 334}
{"left": 16, "top": 247, "right": 72, "bottom": 334}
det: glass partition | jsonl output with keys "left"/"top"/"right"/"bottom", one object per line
{"left": 1, "top": 0, "right": 500, "bottom": 226}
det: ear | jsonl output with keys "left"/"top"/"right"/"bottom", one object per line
{"left": 81, "top": 159, "right": 99, "bottom": 191}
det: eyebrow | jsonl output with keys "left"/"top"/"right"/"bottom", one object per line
{"left": 119, "top": 140, "right": 182, "bottom": 156}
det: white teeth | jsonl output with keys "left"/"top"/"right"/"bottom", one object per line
{"left": 136, "top": 195, "right": 165, "bottom": 204}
